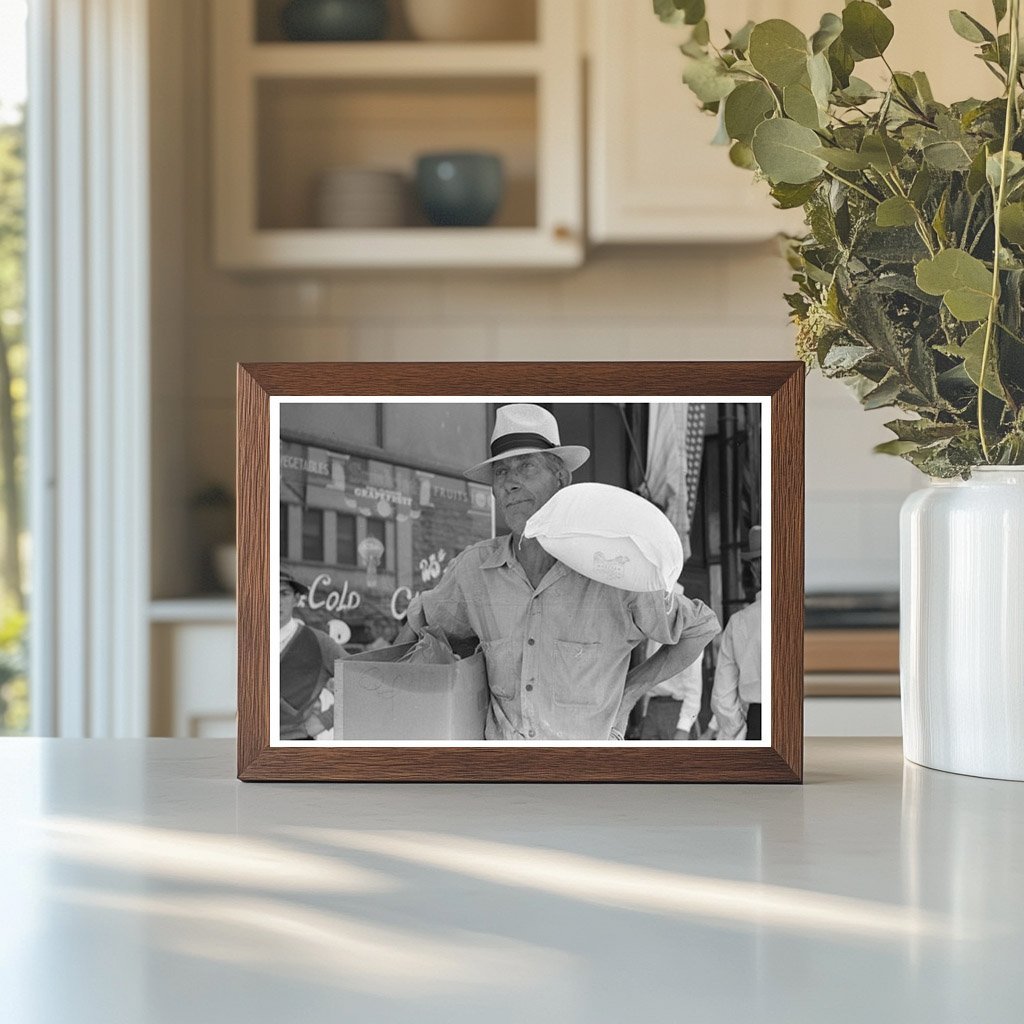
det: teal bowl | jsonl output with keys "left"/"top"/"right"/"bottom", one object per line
{"left": 281, "top": 0, "right": 388, "bottom": 42}
{"left": 415, "top": 153, "right": 505, "bottom": 228}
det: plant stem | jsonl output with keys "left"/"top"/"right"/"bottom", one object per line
{"left": 884, "top": 171, "right": 938, "bottom": 255}
{"left": 978, "top": 0, "right": 1021, "bottom": 462}
{"left": 822, "top": 167, "right": 880, "bottom": 204}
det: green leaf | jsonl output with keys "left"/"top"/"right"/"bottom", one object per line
{"left": 948, "top": 10, "right": 994, "bottom": 44}
{"left": 940, "top": 325, "right": 1006, "bottom": 398}
{"left": 724, "top": 20, "right": 755, "bottom": 53}
{"left": 691, "top": 19, "right": 710, "bottom": 45}
{"left": 827, "top": 35, "right": 856, "bottom": 89}
{"left": 807, "top": 51, "right": 833, "bottom": 110}
{"left": 729, "top": 140, "right": 758, "bottom": 169}
{"left": 784, "top": 80, "right": 825, "bottom": 129}
{"left": 842, "top": 1, "right": 895, "bottom": 59}
{"left": 653, "top": 0, "right": 705, "bottom": 26}
{"left": 862, "top": 374, "right": 903, "bottom": 409}
{"left": 810, "top": 13, "right": 843, "bottom": 54}
{"left": 837, "top": 76, "right": 879, "bottom": 104}
{"left": 751, "top": 118, "right": 828, "bottom": 184}
{"left": 915, "top": 250, "right": 994, "bottom": 322}
{"left": 876, "top": 197, "right": 918, "bottom": 228}
{"left": 909, "top": 164, "right": 933, "bottom": 205}
{"left": 884, "top": 418, "right": 963, "bottom": 443}
{"left": 748, "top": 20, "right": 809, "bottom": 87}
{"left": 967, "top": 144, "right": 991, "bottom": 194}
{"left": 891, "top": 72, "right": 922, "bottom": 109}
{"left": 874, "top": 439, "right": 922, "bottom": 455}
{"left": 932, "top": 190, "right": 950, "bottom": 247}
{"left": 723, "top": 81, "right": 776, "bottom": 144}
{"left": 1000, "top": 203, "right": 1024, "bottom": 245}
{"left": 813, "top": 146, "right": 872, "bottom": 170}
{"left": 770, "top": 180, "right": 820, "bottom": 209}
{"left": 986, "top": 150, "right": 1024, "bottom": 191}
{"left": 860, "top": 133, "right": 904, "bottom": 173}
{"left": 682, "top": 57, "right": 736, "bottom": 104}
{"left": 993, "top": 0, "right": 1008, "bottom": 24}
{"left": 912, "top": 71, "right": 935, "bottom": 104}
{"left": 922, "top": 140, "right": 973, "bottom": 171}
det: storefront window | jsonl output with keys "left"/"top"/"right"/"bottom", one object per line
{"left": 301, "top": 508, "right": 323, "bottom": 562}
{"left": 336, "top": 512, "right": 356, "bottom": 565}
{"left": 280, "top": 437, "right": 494, "bottom": 649}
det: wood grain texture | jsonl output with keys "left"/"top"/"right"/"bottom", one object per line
{"left": 236, "top": 361, "right": 805, "bottom": 783}
{"left": 804, "top": 629, "right": 899, "bottom": 674}
{"left": 237, "top": 365, "right": 271, "bottom": 778}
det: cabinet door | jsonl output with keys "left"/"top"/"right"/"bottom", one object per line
{"left": 588, "top": 0, "right": 1001, "bottom": 245}
{"left": 587, "top": 0, "right": 807, "bottom": 242}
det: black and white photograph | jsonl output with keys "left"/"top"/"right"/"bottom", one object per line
{"left": 270, "top": 397, "right": 768, "bottom": 746}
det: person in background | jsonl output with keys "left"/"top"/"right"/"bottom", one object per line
{"left": 279, "top": 571, "right": 344, "bottom": 740}
{"left": 396, "top": 404, "right": 720, "bottom": 741}
{"left": 631, "top": 584, "right": 706, "bottom": 740}
{"left": 711, "top": 526, "right": 763, "bottom": 741}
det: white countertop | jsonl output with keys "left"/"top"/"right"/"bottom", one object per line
{"left": 0, "top": 738, "right": 1019, "bottom": 1023}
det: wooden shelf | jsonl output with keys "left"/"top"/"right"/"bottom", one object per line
{"left": 212, "top": 0, "right": 583, "bottom": 269}
{"left": 218, "top": 226, "right": 580, "bottom": 270}
{"left": 249, "top": 42, "right": 544, "bottom": 78}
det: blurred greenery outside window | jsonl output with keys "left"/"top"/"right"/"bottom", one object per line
{"left": 1, "top": 0, "right": 28, "bottom": 734}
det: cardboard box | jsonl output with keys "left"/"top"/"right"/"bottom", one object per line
{"left": 336, "top": 643, "right": 488, "bottom": 740}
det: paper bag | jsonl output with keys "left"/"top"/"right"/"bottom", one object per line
{"left": 336, "top": 642, "right": 488, "bottom": 740}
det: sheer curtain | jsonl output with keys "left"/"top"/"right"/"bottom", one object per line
{"left": 28, "top": 0, "right": 150, "bottom": 735}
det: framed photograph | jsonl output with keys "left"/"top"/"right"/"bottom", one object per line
{"left": 237, "top": 362, "right": 803, "bottom": 782}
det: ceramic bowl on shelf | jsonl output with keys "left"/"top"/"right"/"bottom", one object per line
{"left": 315, "top": 167, "right": 408, "bottom": 228}
{"left": 414, "top": 152, "right": 504, "bottom": 227}
{"left": 280, "top": 0, "right": 389, "bottom": 42}
{"left": 403, "top": 0, "right": 534, "bottom": 42}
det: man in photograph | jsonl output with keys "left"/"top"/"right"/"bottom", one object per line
{"left": 711, "top": 527, "right": 763, "bottom": 741}
{"left": 279, "top": 572, "right": 344, "bottom": 740}
{"left": 396, "top": 404, "right": 720, "bottom": 741}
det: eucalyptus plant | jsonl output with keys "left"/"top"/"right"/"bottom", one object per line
{"left": 657, "top": 0, "right": 1024, "bottom": 476}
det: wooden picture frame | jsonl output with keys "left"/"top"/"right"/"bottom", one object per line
{"left": 237, "top": 362, "right": 804, "bottom": 782}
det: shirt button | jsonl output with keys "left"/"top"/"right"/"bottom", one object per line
{"left": 528, "top": 638, "right": 535, "bottom": 645}
{"left": 528, "top": 730, "right": 536, "bottom": 737}
{"left": 525, "top": 684, "right": 533, "bottom": 692}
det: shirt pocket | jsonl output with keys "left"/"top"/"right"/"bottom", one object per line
{"left": 479, "top": 637, "right": 517, "bottom": 700}
{"left": 552, "top": 639, "right": 604, "bottom": 707}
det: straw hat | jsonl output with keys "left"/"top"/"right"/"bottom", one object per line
{"left": 464, "top": 404, "right": 590, "bottom": 484}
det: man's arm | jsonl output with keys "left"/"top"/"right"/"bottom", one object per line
{"left": 614, "top": 595, "right": 719, "bottom": 734}
{"left": 394, "top": 550, "right": 475, "bottom": 646}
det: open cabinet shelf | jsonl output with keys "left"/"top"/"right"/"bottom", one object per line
{"left": 212, "top": 0, "right": 583, "bottom": 269}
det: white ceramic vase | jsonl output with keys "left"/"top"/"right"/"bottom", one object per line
{"left": 900, "top": 467, "right": 1024, "bottom": 780}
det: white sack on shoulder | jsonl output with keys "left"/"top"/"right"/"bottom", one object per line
{"left": 523, "top": 482, "right": 684, "bottom": 593}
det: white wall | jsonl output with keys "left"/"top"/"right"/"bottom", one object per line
{"left": 153, "top": 0, "right": 920, "bottom": 599}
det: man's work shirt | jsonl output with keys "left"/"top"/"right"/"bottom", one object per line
{"left": 404, "top": 535, "right": 720, "bottom": 741}
{"left": 710, "top": 591, "right": 763, "bottom": 740}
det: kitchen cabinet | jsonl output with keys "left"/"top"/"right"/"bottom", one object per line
{"left": 587, "top": 0, "right": 810, "bottom": 243}
{"left": 586, "top": 0, "right": 1000, "bottom": 244}
{"left": 211, "top": 0, "right": 583, "bottom": 269}
{"left": 150, "top": 600, "right": 237, "bottom": 737}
